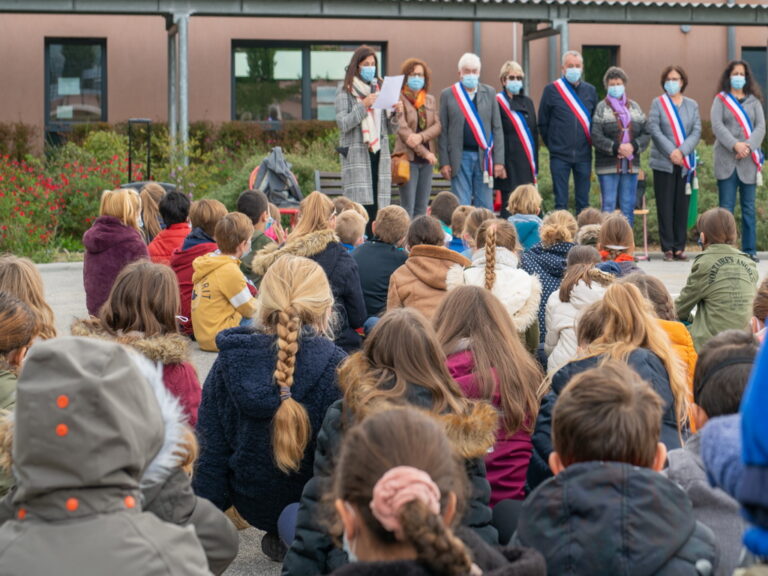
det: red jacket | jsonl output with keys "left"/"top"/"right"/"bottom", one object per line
{"left": 170, "top": 241, "right": 218, "bottom": 337}
{"left": 149, "top": 223, "right": 191, "bottom": 266}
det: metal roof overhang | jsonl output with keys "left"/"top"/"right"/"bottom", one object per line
{"left": 0, "top": 0, "right": 766, "bottom": 25}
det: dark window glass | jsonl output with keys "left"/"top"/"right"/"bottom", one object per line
{"left": 582, "top": 45, "right": 619, "bottom": 100}
{"left": 46, "top": 40, "right": 106, "bottom": 124}
{"left": 742, "top": 47, "right": 767, "bottom": 114}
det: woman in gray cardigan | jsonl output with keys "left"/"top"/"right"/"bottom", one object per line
{"left": 711, "top": 59, "right": 765, "bottom": 260}
{"left": 591, "top": 66, "right": 649, "bottom": 226}
{"left": 335, "top": 45, "right": 401, "bottom": 231}
{"left": 648, "top": 65, "right": 701, "bottom": 261}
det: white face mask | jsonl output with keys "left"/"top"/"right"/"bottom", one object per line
{"left": 342, "top": 532, "right": 358, "bottom": 563}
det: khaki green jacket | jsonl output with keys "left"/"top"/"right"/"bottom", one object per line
{"left": 675, "top": 244, "right": 759, "bottom": 351}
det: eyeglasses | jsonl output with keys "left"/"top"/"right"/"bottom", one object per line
{"left": 505, "top": 75, "right": 524, "bottom": 81}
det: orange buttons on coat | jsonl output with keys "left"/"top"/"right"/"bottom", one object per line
{"left": 17, "top": 508, "right": 26, "bottom": 520}
{"left": 124, "top": 496, "right": 136, "bottom": 509}
{"left": 65, "top": 498, "right": 79, "bottom": 512}
{"left": 56, "top": 395, "right": 69, "bottom": 409}
{"left": 55, "top": 423, "right": 68, "bottom": 437}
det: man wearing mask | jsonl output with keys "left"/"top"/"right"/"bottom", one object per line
{"left": 439, "top": 52, "right": 505, "bottom": 209}
{"left": 538, "top": 50, "right": 598, "bottom": 214}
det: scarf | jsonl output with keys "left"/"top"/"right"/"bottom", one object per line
{"left": 352, "top": 76, "right": 382, "bottom": 153}
{"left": 600, "top": 250, "right": 634, "bottom": 263}
{"left": 402, "top": 86, "right": 427, "bottom": 132}
{"left": 606, "top": 94, "right": 634, "bottom": 170}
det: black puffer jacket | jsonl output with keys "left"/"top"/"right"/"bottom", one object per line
{"left": 526, "top": 349, "right": 683, "bottom": 491}
{"left": 516, "top": 461, "right": 718, "bottom": 575}
{"left": 281, "top": 384, "right": 500, "bottom": 576}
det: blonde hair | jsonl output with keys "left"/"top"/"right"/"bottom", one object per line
{"left": 0, "top": 254, "right": 56, "bottom": 339}
{"left": 291, "top": 191, "right": 335, "bottom": 239}
{"left": 190, "top": 198, "right": 227, "bottom": 238}
{"left": 351, "top": 202, "right": 369, "bottom": 223}
{"left": 258, "top": 255, "right": 334, "bottom": 473}
{"left": 462, "top": 208, "right": 494, "bottom": 249}
{"left": 139, "top": 183, "right": 166, "bottom": 241}
{"left": 540, "top": 210, "right": 577, "bottom": 246}
{"left": 451, "top": 206, "right": 473, "bottom": 237}
{"left": 215, "top": 212, "right": 254, "bottom": 254}
{"left": 335, "top": 211, "right": 366, "bottom": 246}
{"left": 507, "top": 184, "right": 541, "bottom": 216}
{"left": 374, "top": 206, "right": 410, "bottom": 245}
{"left": 598, "top": 213, "right": 635, "bottom": 258}
{"left": 475, "top": 219, "right": 519, "bottom": 291}
{"left": 100, "top": 188, "right": 142, "bottom": 233}
{"left": 499, "top": 60, "right": 524, "bottom": 83}
{"left": 585, "top": 283, "right": 689, "bottom": 433}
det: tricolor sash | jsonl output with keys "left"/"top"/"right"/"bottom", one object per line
{"left": 554, "top": 78, "right": 592, "bottom": 145}
{"left": 659, "top": 93, "right": 698, "bottom": 194}
{"left": 717, "top": 92, "right": 764, "bottom": 183}
{"left": 497, "top": 92, "right": 537, "bottom": 184}
{"left": 452, "top": 82, "right": 494, "bottom": 186}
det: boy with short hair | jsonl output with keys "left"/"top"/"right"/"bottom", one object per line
{"left": 335, "top": 210, "right": 366, "bottom": 252}
{"left": 191, "top": 212, "right": 258, "bottom": 352}
{"left": 237, "top": 189, "right": 274, "bottom": 279}
{"left": 352, "top": 205, "right": 410, "bottom": 318}
{"left": 516, "top": 361, "right": 718, "bottom": 575}
{"left": 448, "top": 205, "right": 472, "bottom": 253}
{"left": 148, "top": 191, "right": 191, "bottom": 265}
{"left": 429, "top": 191, "right": 460, "bottom": 242}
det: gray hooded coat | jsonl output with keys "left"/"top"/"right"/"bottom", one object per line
{"left": 0, "top": 338, "right": 215, "bottom": 576}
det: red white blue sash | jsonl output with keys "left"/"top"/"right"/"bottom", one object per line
{"left": 452, "top": 82, "right": 494, "bottom": 185}
{"left": 497, "top": 92, "right": 537, "bottom": 184}
{"left": 717, "top": 91, "right": 764, "bottom": 174}
{"left": 554, "top": 78, "right": 592, "bottom": 145}
{"left": 658, "top": 94, "right": 696, "bottom": 176}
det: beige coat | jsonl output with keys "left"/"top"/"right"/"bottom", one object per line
{"left": 387, "top": 245, "right": 469, "bottom": 320}
{"left": 393, "top": 93, "right": 442, "bottom": 161}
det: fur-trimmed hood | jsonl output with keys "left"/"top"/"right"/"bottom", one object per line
{"left": 249, "top": 229, "right": 338, "bottom": 278}
{"left": 405, "top": 245, "right": 470, "bottom": 291}
{"left": 71, "top": 317, "right": 191, "bottom": 365}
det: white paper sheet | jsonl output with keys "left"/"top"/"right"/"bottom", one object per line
{"left": 372, "top": 75, "right": 404, "bottom": 110}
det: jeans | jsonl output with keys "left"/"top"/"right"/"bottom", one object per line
{"left": 550, "top": 156, "right": 592, "bottom": 214}
{"left": 399, "top": 161, "right": 433, "bottom": 217}
{"left": 598, "top": 172, "right": 638, "bottom": 227}
{"left": 718, "top": 170, "right": 757, "bottom": 256}
{"left": 451, "top": 150, "right": 493, "bottom": 209}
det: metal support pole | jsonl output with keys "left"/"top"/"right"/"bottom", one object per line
{"left": 555, "top": 18, "right": 569, "bottom": 56}
{"left": 177, "top": 13, "right": 190, "bottom": 165}
{"left": 548, "top": 35, "right": 558, "bottom": 82}
{"left": 727, "top": 0, "right": 736, "bottom": 62}
{"left": 522, "top": 24, "right": 532, "bottom": 94}
{"left": 473, "top": 20, "right": 481, "bottom": 58}
{"left": 168, "top": 29, "right": 177, "bottom": 145}
{"left": 512, "top": 22, "right": 518, "bottom": 63}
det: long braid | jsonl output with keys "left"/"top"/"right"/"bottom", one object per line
{"left": 272, "top": 306, "right": 311, "bottom": 474}
{"left": 399, "top": 500, "right": 473, "bottom": 576}
{"left": 484, "top": 224, "right": 497, "bottom": 291}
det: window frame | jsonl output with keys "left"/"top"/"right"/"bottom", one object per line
{"left": 44, "top": 37, "right": 108, "bottom": 139}
{"left": 230, "top": 40, "right": 387, "bottom": 122}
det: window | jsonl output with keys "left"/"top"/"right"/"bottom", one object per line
{"left": 582, "top": 45, "right": 618, "bottom": 100}
{"left": 45, "top": 38, "right": 107, "bottom": 141}
{"left": 232, "top": 42, "right": 385, "bottom": 122}
{"left": 742, "top": 47, "right": 767, "bottom": 112}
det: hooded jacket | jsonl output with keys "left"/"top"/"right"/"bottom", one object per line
{"left": 282, "top": 372, "right": 499, "bottom": 576}
{"left": 170, "top": 228, "right": 218, "bottom": 337}
{"left": 191, "top": 252, "right": 258, "bottom": 352}
{"left": 251, "top": 229, "right": 367, "bottom": 352}
{"left": 149, "top": 223, "right": 192, "bottom": 266}
{"left": 387, "top": 245, "right": 470, "bottom": 321}
{"left": 675, "top": 244, "right": 759, "bottom": 352}
{"left": 0, "top": 370, "right": 15, "bottom": 498}
{"left": 666, "top": 433, "right": 746, "bottom": 576}
{"left": 447, "top": 349, "right": 533, "bottom": 505}
{"left": 193, "top": 327, "right": 346, "bottom": 533}
{"left": 352, "top": 240, "right": 409, "bottom": 317}
{"left": 508, "top": 214, "right": 542, "bottom": 250}
{"left": 527, "top": 349, "right": 683, "bottom": 491}
{"left": 0, "top": 337, "right": 215, "bottom": 576}
{"left": 521, "top": 241, "right": 574, "bottom": 343}
{"left": 516, "top": 461, "right": 718, "bottom": 575}
{"left": 71, "top": 318, "right": 202, "bottom": 426}
{"left": 658, "top": 318, "right": 697, "bottom": 403}
{"left": 544, "top": 275, "right": 609, "bottom": 375}
{"left": 83, "top": 215, "right": 149, "bottom": 316}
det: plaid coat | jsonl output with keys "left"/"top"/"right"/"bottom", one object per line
{"left": 335, "top": 87, "right": 398, "bottom": 207}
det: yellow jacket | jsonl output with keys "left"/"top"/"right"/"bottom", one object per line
{"left": 191, "top": 253, "right": 258, "bottom": 351}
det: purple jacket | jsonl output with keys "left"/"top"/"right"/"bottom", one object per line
{"left": 446, "top": 349, "right": 532, "bottom": 504}
{"left": 83, "top": 215, "right": 148, "bottom": 315}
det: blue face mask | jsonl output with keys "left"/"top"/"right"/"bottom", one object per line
{"left": 730, "top": 75, "right": 747, "bottom": 90}
{"left": 697, "top": 236, "right": 704, "bottom": 250}
{"left": 506, "top": 80, "right": 523, "bottom": 95}
{"left": 407, "top": 76, "right": 425, "bottom": 91}
{"left": 607, "top": 85, "right": 625, "bottom": 99}
{"left": 461, "top": 74, "right": 479, "bottom": 90}
{"left": 265, "top": 216, "right": 274, "bottom": 232}
{"left": 664, "top": 80, "right": 681, "bottom": 96}
{"left": 564, "top": 67, "right": 582, "bottom": 84}
{"left": 359, "top": 66, "right": 376, "bottom": 84}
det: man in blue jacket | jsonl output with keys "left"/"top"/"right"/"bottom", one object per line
{"left": 538, "top": 50, "right": 598, "bottom": 214}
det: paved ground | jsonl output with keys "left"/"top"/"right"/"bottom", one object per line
{"left": 38, "top": 254, "right": 768, "bottom": 575}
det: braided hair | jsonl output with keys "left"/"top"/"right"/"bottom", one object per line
{"left": 474, "top": 219, "right": 520, "bottom": 292}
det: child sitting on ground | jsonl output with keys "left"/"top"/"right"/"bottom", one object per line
{"left": 597, "top": 213, "right": 642, "bottom": 277}
{"left": 265, "top": 203, "right": 287, "bottom": 244}
{"left": 353, "top": 206, "right": 410, "bottom": 318}
{"left": 170, "top": 198, "right": 228, "bottom": 337}
{"left": 329, "top": 407, "right": 546, "bottom": 576}
{"left": 429, "top": 191, "right": 459, "bottom": 244}
{"left": 516, "top": 360, "right": 718, "bottom": 575}
{"left": 676, "top": 208, "right": 759, "bottom": 352}
{"left": 0, "top": 254, "right": 57, "bottom": 339}
{"left": 191, "top": 212, "right": 258, "bottom": 352}
{"left": 461, "top": 207, "right": 495, "bottom": 259}
{"left": 751, "top": 278, "right": 768, "bottom": 343}
{"left": 237, "top": 189, "right": 274, "bottom": 279}
{"left": 575, "top": 207, "right": 603, "bottom": 246}
{"left": 666, "top": 330, "right": 756, "bottom": 576}
{"left": 507, "top": 184, "right": 543, "bottom": 250}
{"left": 449, "top": 205, "right": 473, "bottom": 253}
{"left": 139, "top": 182, "right": 166, "bottom": 244}
{"left": 148, "top": 191, "right": 192, "bottom": 266}
{"left": 335, "top": 210, "right": 367, "bottom": 252}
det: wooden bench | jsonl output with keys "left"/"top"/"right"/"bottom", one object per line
{"left": 314, "top": 170, "right": 452, "bottom": 206}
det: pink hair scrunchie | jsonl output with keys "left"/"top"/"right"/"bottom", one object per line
{"left": 369, "top": 466, "right": 442, "bottom": 540}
